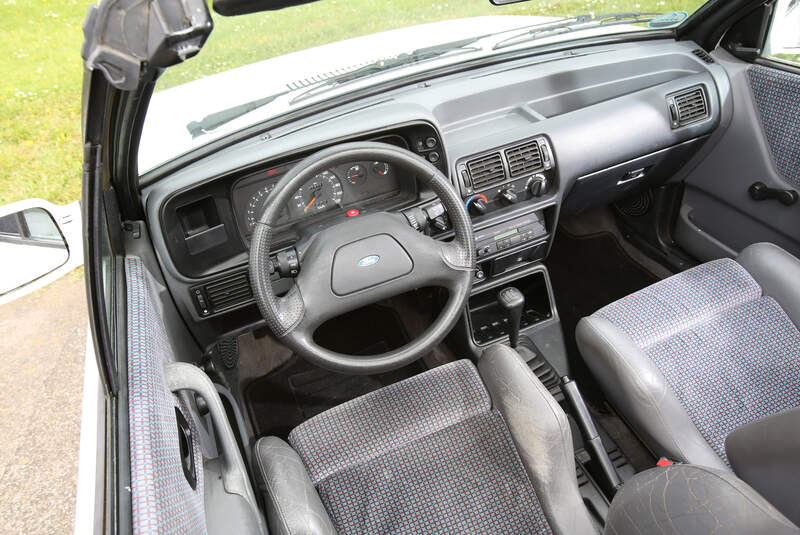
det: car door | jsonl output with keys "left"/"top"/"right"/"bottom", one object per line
{"left": 674, "top": 0, "right": 800, "bottom": 260}
{"left": 78, "top": 0, "right": 270, "bottom": 530}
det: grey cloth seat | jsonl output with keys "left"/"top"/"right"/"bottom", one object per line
{"left": 576, "top": 242, "right": 800, "bottom": 470}
{"left": 255, "top": 347, "right": 597, "bottom": 535}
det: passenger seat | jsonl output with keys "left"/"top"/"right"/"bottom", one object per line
{"left": 576, "top": 242, "right": 800, "bottom": 471}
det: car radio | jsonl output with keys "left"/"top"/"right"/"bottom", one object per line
{"left": 474, "top": 211, "right": 547, "bottom": 259}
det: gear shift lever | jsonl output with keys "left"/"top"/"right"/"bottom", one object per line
{"left": 497, "top": 287, "right": 524, "bottom": 348}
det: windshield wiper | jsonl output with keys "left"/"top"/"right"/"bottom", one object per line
{"left": 186, "top": 91, "right": 288, "bottom": 138}
{"left": 492, "top": 12, "right": 662, "bottom": 50}
{"left": 287, "top": 36, "right": 484, "bottom": 104}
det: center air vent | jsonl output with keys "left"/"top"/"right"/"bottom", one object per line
{"left": 203, "top": 271, "right": 253, "bottom": 313}
{"left": 505, "top": 141, "right": 544, "bottom": 178}
{"left": 668, "top": 87, "right": 708, "bottom": 128}
{"left": 466, "top": 152, "right": 505, "bottom": 189}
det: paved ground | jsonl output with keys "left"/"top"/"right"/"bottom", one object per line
{"left": 0, "top": 271, "right": 87, "bottom": 535}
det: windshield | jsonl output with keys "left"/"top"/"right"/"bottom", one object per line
{"left": 139, "top": 0, "right": 709, "bottom": 173}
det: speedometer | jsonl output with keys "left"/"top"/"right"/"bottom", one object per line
{"left": 245, "top": 182, "right": 276, "bottom": 232}
{"left": 293, "top": 170, "right": 343, "bottom": 215}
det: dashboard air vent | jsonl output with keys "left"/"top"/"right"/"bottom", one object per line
{"left": 668, "top": 87, "right": 708, "bottom": 128}
{"left": 466, "top": 152, "right": 505, "bottom": 189}
{"left": 505, "top": 141, "right": 544, "bottom": 178}
{"left": 692, "top": 49, "right": 714, "bottom": 64}
{"left": 206, "top": 271, "right": 253, "bottom": 312}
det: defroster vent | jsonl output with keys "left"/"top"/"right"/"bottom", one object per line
{"left": 668, "top": 87, "right": 709, "bottom": 128}
{"left": 466, "top": 152, "right": 505, "bottom": 189}
{"left": 505, "top": 141, "right": 544, "bottom": 178}
{"left": 205, "top": 271, "right": 253, "bottom": 312}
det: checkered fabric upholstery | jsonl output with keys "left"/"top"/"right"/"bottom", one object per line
{"left": 126, "top": 257, "right": 207, "bottom": 535}
{"left": 288, "top": 360, "right": 552, "bottom": 534}
{"left": 595, "top": 258, "right": 800, "bottom": 465}
{"left": 747, "top": 64, "right": 800, "bottom": 187}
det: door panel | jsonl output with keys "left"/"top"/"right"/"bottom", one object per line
{"left": 125, "top": 256, "right": 208, "bottom": 533}
{"left": 747, "top": 65, "right": 800, "bottom": 187}
{"left": 676, "top": 51, "right": 800, "bottom": 260}
{"left": 125, "top": 256, "right": 265, "bottom": 534}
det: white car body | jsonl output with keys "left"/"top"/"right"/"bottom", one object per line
{"left": 0, "top": 199, "right": 83, "bottom": 306}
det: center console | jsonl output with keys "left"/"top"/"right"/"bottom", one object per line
{"left": 431, "top": 135, "right": 563, "bottom": 360}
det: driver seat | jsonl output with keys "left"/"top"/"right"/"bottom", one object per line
{"left": 254, "top": 346, "right": 596, "bottom": 535}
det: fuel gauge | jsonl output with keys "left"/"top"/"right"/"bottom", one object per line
{"left": 371, "top": 162, "right": 390, "bottom": 177}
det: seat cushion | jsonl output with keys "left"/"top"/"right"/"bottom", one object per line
{"left": 288, "top": 360, "right": 552, "bottom": 534}
{"left": 577, "top": 249, "right": 800, "bottom": 467}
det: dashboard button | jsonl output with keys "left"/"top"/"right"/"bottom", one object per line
{"left": 425, "top": 137, "right": 437, "bottom": 149}
{"left": 346, "top": 209, "right": 360, "bottom": 218}
{"left": 428, "top": 151, "right": 440, "bottom": 163}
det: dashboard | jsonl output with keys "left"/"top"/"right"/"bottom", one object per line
{"left": 143, "top": 39, "right": 727, "bottom": 350}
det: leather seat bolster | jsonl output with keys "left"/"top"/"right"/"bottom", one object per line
{"left": 737, "top": 242, "right": 800, "bottom": 328}
{"left": 254, "top": 437, "right": 336, "bottom": 535}
{"left": 605, "top": 465, "right": 800, "bottom": 535}
{"left": 575, "top": 316, "right": 727, "bottom": 471}
{"left": 478, "top": 344, "right": 596, "bottom": 535}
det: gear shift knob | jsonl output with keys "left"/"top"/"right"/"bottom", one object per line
{"left": 497, "top": 287, "right": 524, "bottom": 348}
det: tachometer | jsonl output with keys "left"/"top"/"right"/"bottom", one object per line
{"left": 293, "top": 170, "right": 343, "bottom": 215}
{"left": 245, "top": 182, "right": 276, "bottom": 232}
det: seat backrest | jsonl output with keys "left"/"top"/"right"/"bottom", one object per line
{"left": 605, "top": 464, "right": 800, "bottom": 535}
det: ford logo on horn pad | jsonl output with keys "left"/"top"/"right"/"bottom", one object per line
{"left": 358, "top": 255, "right": 381, "bottom": 267}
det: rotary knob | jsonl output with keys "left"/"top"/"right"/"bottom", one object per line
{"left": 467, "top": 194, "right": 489, "bottom": 216}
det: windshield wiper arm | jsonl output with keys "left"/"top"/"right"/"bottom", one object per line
{"left": 492, "top": 12, "right": 662, "bottom": 50}
{"left": 186, "top": 91, "right": 288, "bottom": 138}
{"left": 288, "top": 36, "right": 485, "bottom": 104}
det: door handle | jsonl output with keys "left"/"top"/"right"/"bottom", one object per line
{"left": 175, "top": 407, "right": 198, "bottom": 490}
{"left": 617, "top": 168, "right": 646, "bottom": 186}
{"left": 748, "top": 182, "right": 799, "bottom": 206}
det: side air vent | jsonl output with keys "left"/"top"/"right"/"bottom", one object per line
{"left": 466, "top": 152, "right": 505, "bottom": 189}
{"left": 667, "top": 87, "right": 708, "bottom": 128}
{"left": 692, "top": 48, "right": 714, "bottom": 64}
{"left": 505, "top": 140, "right": 544, "bottom": 178}
{"left": 205, "top": 271, "right": 253, "bottom": 312}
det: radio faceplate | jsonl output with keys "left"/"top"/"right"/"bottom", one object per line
{"left": 474, "top": 211, "right": 547, "bottom": 260}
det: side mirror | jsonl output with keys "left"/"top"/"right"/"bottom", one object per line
{"left": 0, "top": 199, "right": 83, "bottom": 305}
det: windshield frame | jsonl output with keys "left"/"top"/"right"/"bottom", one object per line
{"left": 139, "top": 20, "right": 684, "bottom": 186}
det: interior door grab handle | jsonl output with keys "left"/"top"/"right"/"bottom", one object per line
{"left": 748, "top": 181, "right": 799, "bottom": 206}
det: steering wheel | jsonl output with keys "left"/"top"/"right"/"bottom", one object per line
{"left": 249, "top": 142, "right": 475, "bottom": 374}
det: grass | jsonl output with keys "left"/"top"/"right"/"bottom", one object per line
{"left": 1, "top": 0, "right": 705, "bottom": 206}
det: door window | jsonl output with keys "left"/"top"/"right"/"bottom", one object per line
{"left": 764, "top": 0, "right": 800, "bottom": 67}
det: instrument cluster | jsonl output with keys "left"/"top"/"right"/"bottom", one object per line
{"left": 233, "top": 159, "right": 401, "bottom": 236}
